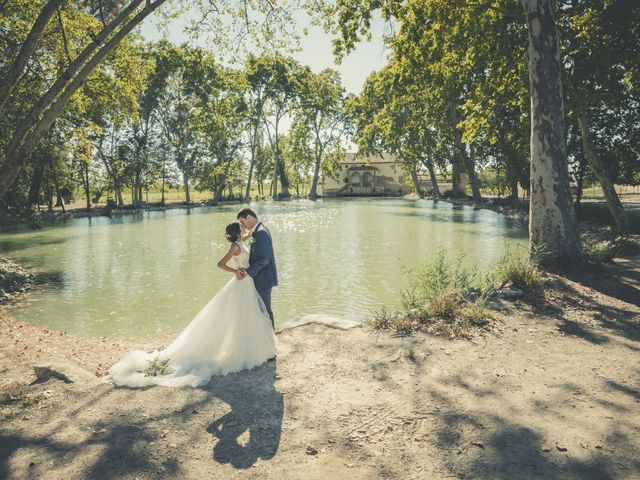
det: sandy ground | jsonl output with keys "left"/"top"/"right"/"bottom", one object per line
{"left": 1, "top": 260, "right": 639, "bottom": 479}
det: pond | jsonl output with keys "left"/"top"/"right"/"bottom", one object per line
{"left": 0, "top": 199, "right": 528, "bottom": 340}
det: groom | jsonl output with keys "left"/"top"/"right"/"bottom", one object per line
{"left": 237, "top": 208, "right": 278, "bottom": 328}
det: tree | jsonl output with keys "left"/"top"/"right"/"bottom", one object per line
{"left": 522, "top": 0, "right": 582, "bottom": 263}
{"left": 260, "top": 54, "right": 304, "bottom": 199}
{"left": 297, "top": 68, "right": 345, "bottom": 199}
{"left": 311, "top": 0, "right": 583, "bottom": 264}
{"left": 347, "top": 64, "right": 441, "bottom": 200}
{"left": 559, "top": 0, "right": 640, "bottom": 232}
{"left": 240, "top": 55, "right": 270, "bottom": 201}
{"left": 0, "top": 0, "right": 169, "bottom": 197}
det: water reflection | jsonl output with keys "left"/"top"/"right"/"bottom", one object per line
{"left": 0, "top": 199, "right": 527, "bottom": 339}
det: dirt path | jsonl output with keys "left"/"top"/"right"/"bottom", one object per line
{"left": 1, "top": 264, "right": 639, "bottom": 479}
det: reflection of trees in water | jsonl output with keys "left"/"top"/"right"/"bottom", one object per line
{"left": 206, "top": 361, "right": 283, "bottom": 469}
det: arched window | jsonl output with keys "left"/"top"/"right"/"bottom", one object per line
{"left": 351, "top": 172, "right": 362, "bottom": 186}
{"left": 362, "top": 172, "right": 373, "bottom": 187}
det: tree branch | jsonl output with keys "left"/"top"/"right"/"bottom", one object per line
{"left": 0, "top": 0, "right": 67, "bottom": 114}
{"left": 56, "top": 6, "right": 72, "bottom": 65}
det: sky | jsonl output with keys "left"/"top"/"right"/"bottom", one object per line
{"left": 138, "top": 5, "right": 390, "bottom": 94}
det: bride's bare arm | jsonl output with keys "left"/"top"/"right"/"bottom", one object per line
{"left": 217, "top": 243, "right": 243, "bottom": 276}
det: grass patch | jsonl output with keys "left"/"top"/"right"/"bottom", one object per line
{"left": 494, "top": 246, "right": 542, "bottom": 292}
{"left": 367, "top": 250, "right": 493, "bottom": 338}
{"left": 367, "top": 246, "right": 549, "bottom": 339}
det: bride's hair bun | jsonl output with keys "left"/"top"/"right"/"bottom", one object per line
{"left": 225, "top": 222, "right": 241, "bottom": 243}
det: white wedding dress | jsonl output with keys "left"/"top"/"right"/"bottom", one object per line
{"left": 108, "top": 241, "right": 276, "bottom": 388}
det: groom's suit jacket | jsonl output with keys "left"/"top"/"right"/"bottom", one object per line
{"left": 246, "top": 222, "right": 278, "bottom": 293}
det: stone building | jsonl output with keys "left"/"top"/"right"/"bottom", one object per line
{"left": 320, "top": 153, "right": 412, "bottom": 197}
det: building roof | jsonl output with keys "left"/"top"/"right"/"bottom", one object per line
{"left": 343, "top": 152, "right": 400, "bottom": 165}
{"left": 347, "top": 165, "right": 378, "bottom": 171}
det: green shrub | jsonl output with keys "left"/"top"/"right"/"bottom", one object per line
{"left": 494, "top": 246, "right": 542, "bottom": 291}
{"left": 366, "top": 305, "right": 413, "bottom": 335}
{"left": 370, "top": 249, "right": 493, "bottom": 338}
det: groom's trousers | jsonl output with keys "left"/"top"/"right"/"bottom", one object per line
{"left": 258, "top": 288, "right": 274, "bottom": 328}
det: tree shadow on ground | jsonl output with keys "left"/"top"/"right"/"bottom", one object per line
{"left": 524, "top": 272, "right": 640, "bottom": 345}
{"left": 0, "top": 360, "right": 283, "bottom": 478}
{"left": 206, "top": 361, "right": 283, "bottom": 469}
{"left": 425, "top": 377, "right": 640, "bottom": 480}
{"left": 0, "top": 389, "right": 182, "bottom": 479}
{"left": 566, "top": 267, "right": 640, "bottom": 309}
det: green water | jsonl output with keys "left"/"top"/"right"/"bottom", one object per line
{"left": 0, "top": 199, "right": 527, "bottom": 340}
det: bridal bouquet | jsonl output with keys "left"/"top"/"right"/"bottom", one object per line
{"left": 143, "top": 357, "right": 170, "bottom": 377}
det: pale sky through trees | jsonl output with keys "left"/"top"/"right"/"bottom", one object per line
{"left": 138, "top": 6, "right": 389, "bottom": 95}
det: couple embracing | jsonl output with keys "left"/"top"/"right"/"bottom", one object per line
{"left": 109, "top": 208, "right": 278, "bottom": 388}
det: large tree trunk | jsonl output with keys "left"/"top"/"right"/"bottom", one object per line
{"left": 160, "top": 156, "right": 166, "bottom": 206}
{"left": 279, "top": 167, "right": 291, "bottom": 198}
{"left": 272, "top": 122, "right": 279, "bottom": 199}
{"left": 213, "top": 183, "right": 226, "bottom": 203}
{"left": 410, "top": 161, "right": 423, "bottom": 196}
{"left": 452, "top": 159, "right": 461, "bottom": 193}
{"left": 420, "top": 157, "right": 440, "bottom": 201}
{"left": 28, "top": 162, "right": 45, "bottom": 205}
{"left": 459, "top": 144, "right": 482, "bottom": 203}
{"left": 244, "top": 124, "right": 259, "bottom": 202}
{"left": 245, "top": 155, "right": 256, "bottom": 201}
{"left": 448, "top": 108, "right": 482, "bottom": 202}
{"left": 577, "top": 108, "right": 628, "bottom": 232}
{"left": 0, "top": 0, "right": 168, "bottom": 197}
{"left": 0, "top": 0, "right": 66, "bottom": 113}
{"left": 51, "top": 164, "right": 65, "bottom": 213}
{"left": 98, "top": 145, "right": 124, "bottom": 206}
{"left": 46, "top": 183, "right": 53, "bottom": 213}
{"left": 309, "top": 143, "right": 323, "bottom": 200}
{"left": 82, "top": 163, "right": 90, "bottom": 210}
{"left": 309, "top": 155, "right": 321, "bottom": 199}
{"left": 522, "top": 0, "right": 582, "bottom": 265}
{"left": 498, "top": 134, "right": 522, "bottom": 206}
{"left": 183, "top": 173, "right": 191, "bottom": 204}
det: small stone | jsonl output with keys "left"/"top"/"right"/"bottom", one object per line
{"left": 33, "top": 361, "right": 100, "bottom": 385}
{"left": 472, "top": 441, "right": 485, "bottom": 449}
{"left": 305, "top": 445, "right": 318, "bottom": 455}
{"left": 541, "top": 446, "right": 552, "bottom": 452}
{"left": 500, "top": 288, "right": 524, "bottom": 300}
{"left": 556, "top": 443, "right": 568, "bottom": 452}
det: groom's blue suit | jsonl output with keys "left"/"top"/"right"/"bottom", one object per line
{"left": 246, "top": 222, "right": 278, "bottom": 328}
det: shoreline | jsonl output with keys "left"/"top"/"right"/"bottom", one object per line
{"left": 2, "top": 194, "right": 635, "bottom": 234}
{"left": 2, "top": 194, "right": 524, "bottom": 228}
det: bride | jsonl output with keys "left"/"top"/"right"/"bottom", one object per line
{"left": 108, "top": 222, "right": 276, "bottom": 388}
